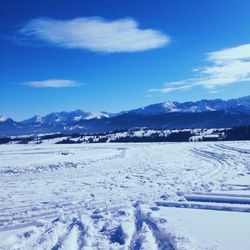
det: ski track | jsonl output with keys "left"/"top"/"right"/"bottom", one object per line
{"left": 0, "top": 141, "right": 250, "bottom": 249}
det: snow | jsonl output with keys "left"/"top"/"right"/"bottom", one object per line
{"left": 84, "top": 112, "right": 109, "bottom": 120}
{"left": 73, "top": 115, "right": 83, "bottom": 121}
{"left": 0, "top": 141, "right": 250, "bottom": 249}
{"left": 163, "top": 101, "right": 178, "bottom": 112}
{"left": 154, "top": 207, "right": 250, "bottom": 250}
{"left": 0, "top": 115, "right": 8, "bottom": 122}
{"left": 69, "top": 125, "right": 84, "bottom": 131}
{"left": 31, "top": 115, "right": 43, "bottom": 123}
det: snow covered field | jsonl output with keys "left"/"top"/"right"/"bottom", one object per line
{"left": 0, "top": 141, "right": 250, "bottom": 249}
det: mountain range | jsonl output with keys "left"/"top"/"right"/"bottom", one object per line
{"left": 1, "top": 96, "right": 250, "bottom": 136}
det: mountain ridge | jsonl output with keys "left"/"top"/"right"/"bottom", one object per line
{"left": 1, "top": 95, "right": 250, "bottom": 136}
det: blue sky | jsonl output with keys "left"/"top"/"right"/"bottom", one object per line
{"left": 1, "top": 0, "right": 250, "bottom": 120}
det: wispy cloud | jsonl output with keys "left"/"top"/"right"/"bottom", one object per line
{"left": 148, "top": 43, "right": 250, "bottom": 93}
{"left": 24, "top": 79, "right": 81, "bottom": 88}
{"left": 148, "top": 84, "right": 191, "bottom": 93}
{"left": 17, "top": 17, "right": 170, "bottom": 53}
{"left": 207, "top": 44, "right": 250, "bottom": 61}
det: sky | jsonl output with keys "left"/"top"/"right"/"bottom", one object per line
{"left": 1, "top": 0, "right": 250, "bottom": 120}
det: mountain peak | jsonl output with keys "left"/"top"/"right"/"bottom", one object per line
{"left": 0, "top": 115, "right": 8, "bottom": 122}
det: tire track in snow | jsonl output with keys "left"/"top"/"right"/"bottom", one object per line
{"left": 187, "top": 145, "right": 242, "bottom": 189}
{"left": 214, "top": 144, "right": 250, "bottom": 155}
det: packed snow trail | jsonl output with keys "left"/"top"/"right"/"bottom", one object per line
{"left": 0, "top": 141, "right": 250, "bottom": 249}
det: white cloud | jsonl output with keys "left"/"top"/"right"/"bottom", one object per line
{"left": 24, "top": 79, "right": 81, "bottom": 88}
{"left": 148, "top": 84, "right": 191, "bottom": 93}
{"left": 149, "top": 43, "right": 250, "bottom": 93}
{"left": 207, "top": 44, "right": 250, "bottom": 61}
{"left": 18, "top": 17, "right": 169, "bottom": 53}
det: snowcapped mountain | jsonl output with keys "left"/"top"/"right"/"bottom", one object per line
{"left": 1, "top": 96, "right": 250, "bottom": 136}
{"left": 0, "top": 116, "right": 27, "bottom": 136}
{"left": 22, "top": 110, "right": 114, "bottom": 127}
{"left": 128, "top": 96, "right": 250, "bottom": 115}
{"left": 22, "top": 110, "right": 91, "bottom": 125}
{"left": 43, "top": 110, "right": 89, "bottom": 124}
{"left": 22, "top": 115, "right": 44, "bottom": 125}
{"left": 0, "top": 115, "right": 8, "bottom": 122}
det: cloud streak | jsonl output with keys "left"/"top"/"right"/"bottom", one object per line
{"left": 24, "top": 79, "right": 81, "bottom": 88}
{"left": 18, "top": 17, "right": 169, "bottom": 53}
{"left": 207, "top": 44, "right": 250, "bottom": 61}
{"left": 149, "top": 43, "right": 250, "bottom": 93}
